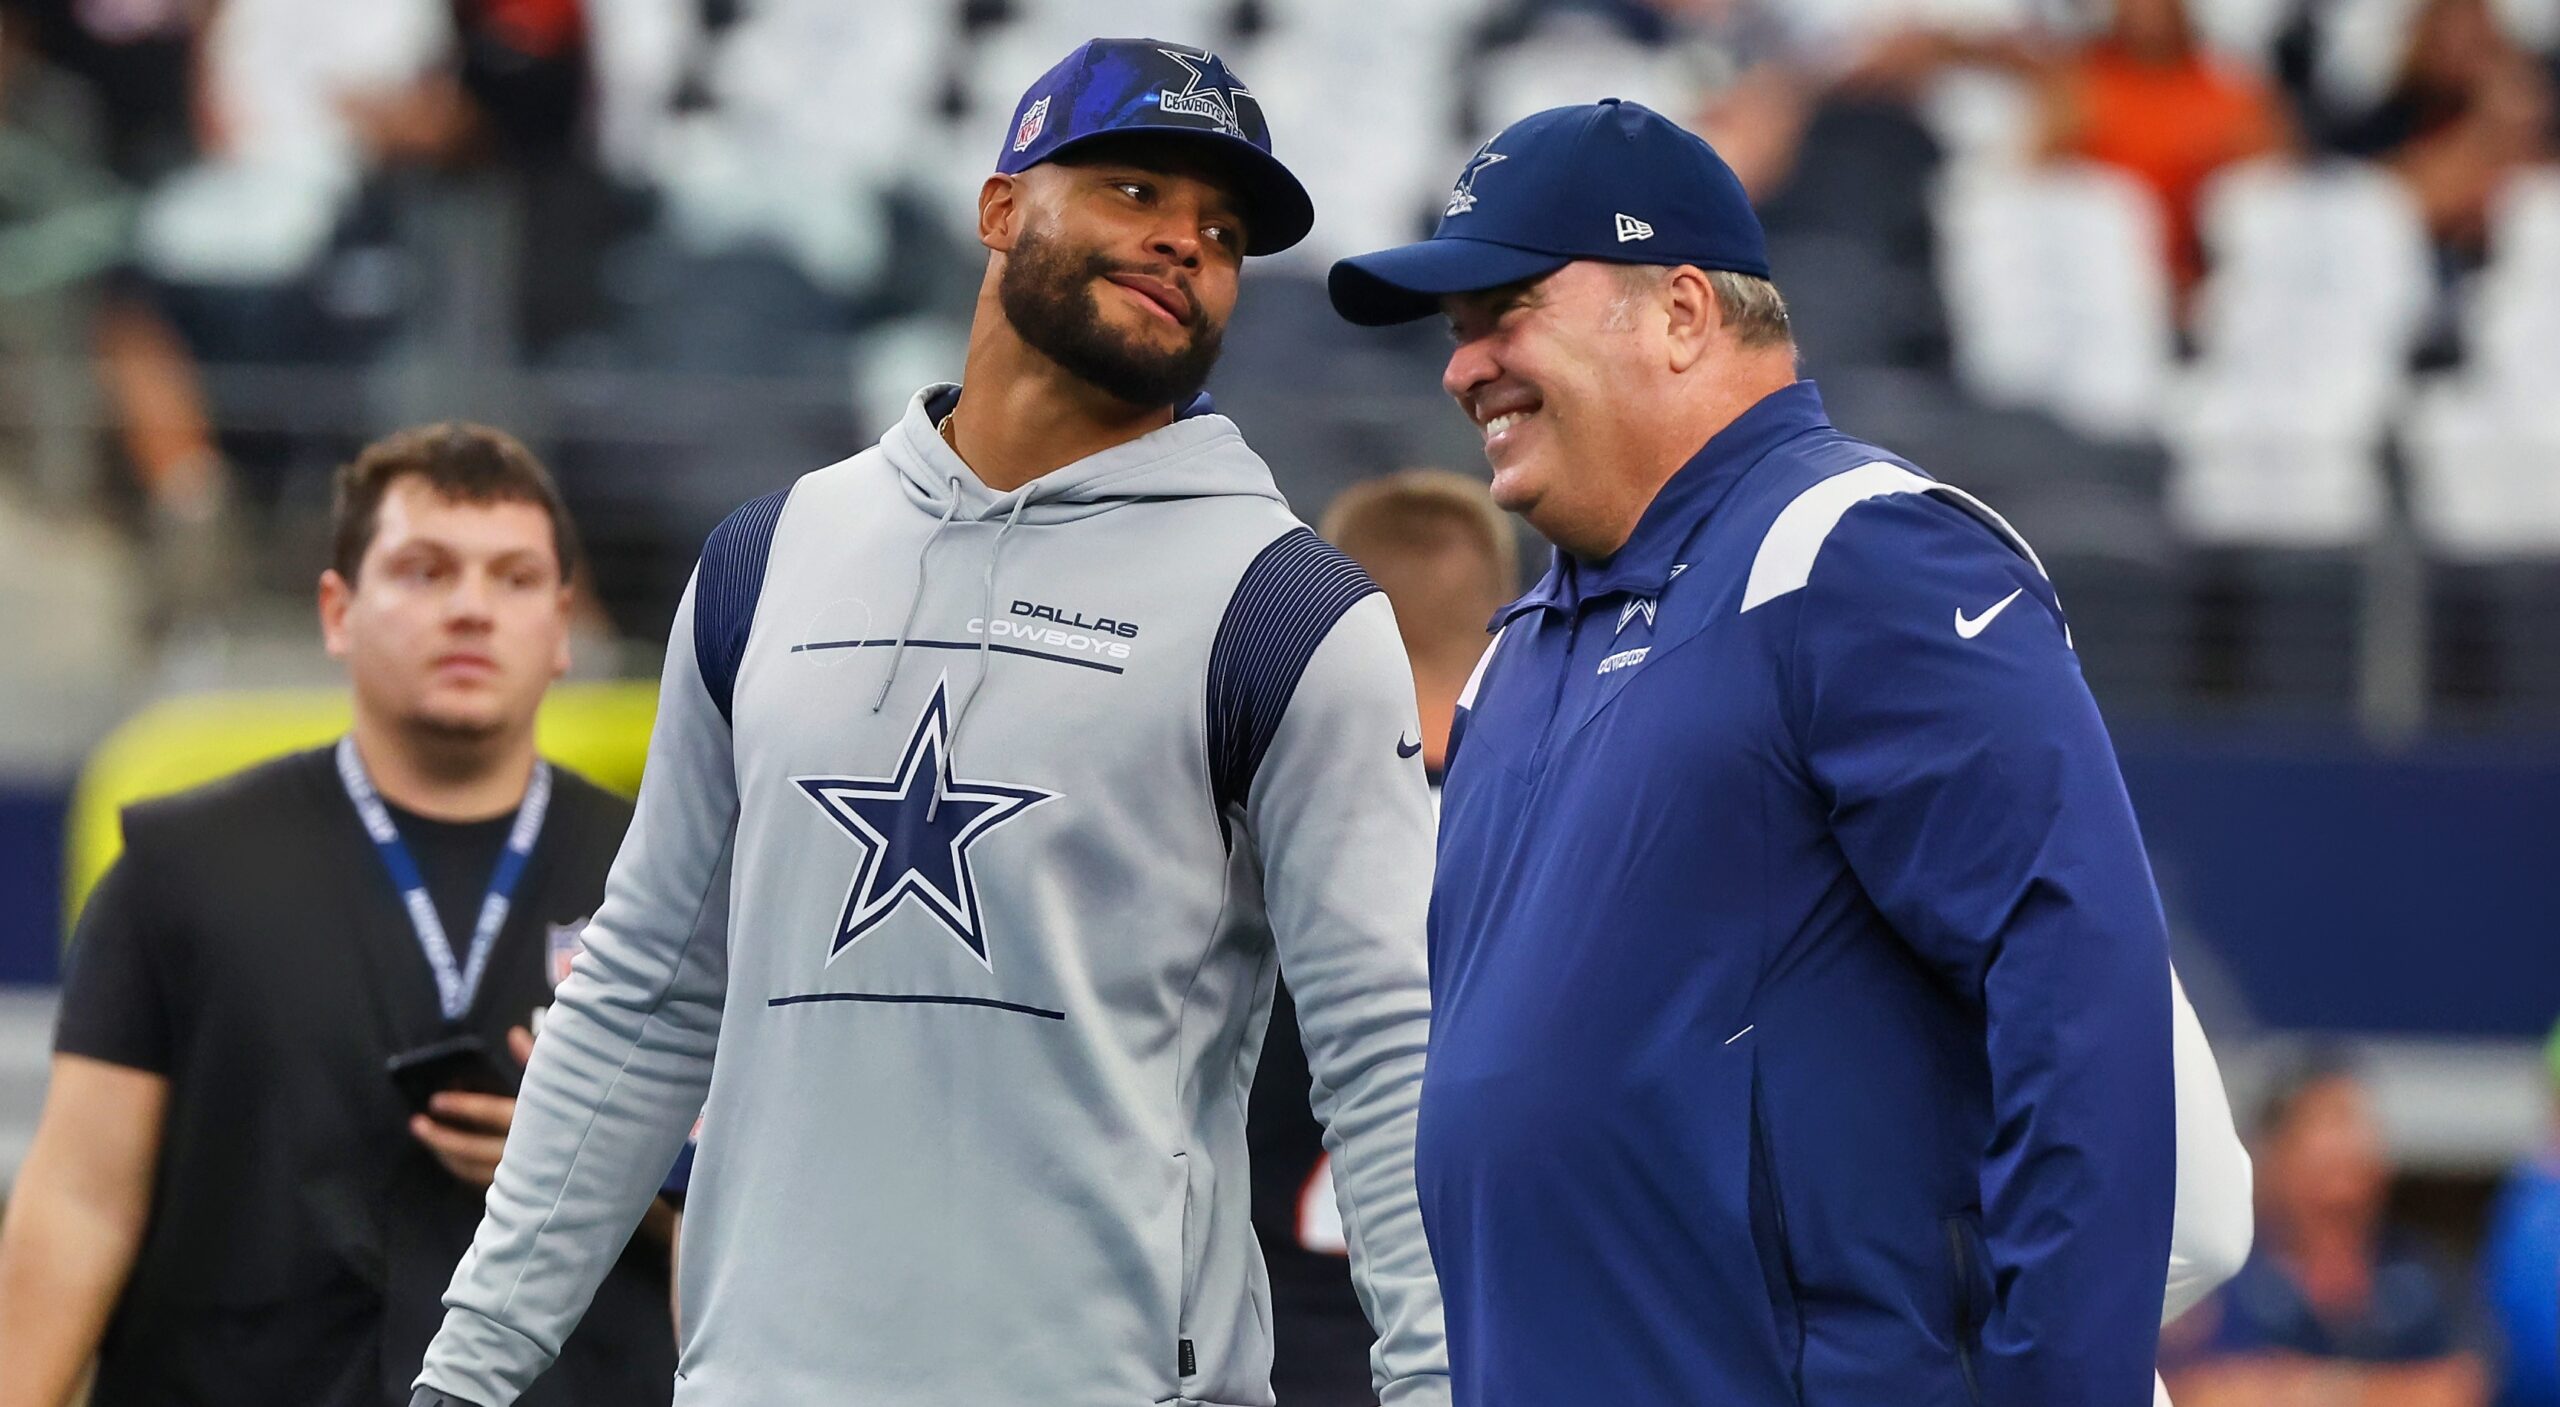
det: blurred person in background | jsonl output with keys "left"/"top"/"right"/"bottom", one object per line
{"left": 0, "top": 0, "right": 608, "bottom": 633}
{"left": 2290, "top": 0, "right": 2555, "bottom": 258}
{"left": 1247, "top": 469, "right": 1517, "bottom": 1405}
{"left": 2480, "top": 1019, "right": 2560, "bottom": 1407}
{"left": 2037, "top": 0, "right": 2291, "bottom": 302}
{"left": 0, "top": 424, "right": 676, "bottom": 1407}
{"left": 0, "top": 0, "right": 199, "bottom": 184}
{"left": 333, "top": 0, "right": 605, "bottom": 358}
{"left": 1319, "top": 470, "right": 1520, "bottom": 779}
{"left": 2165, "top": 1056, "right": 2493, "bottom": 1407}
{"left": 0, "top": 0, "right": 233, "bottom": 618}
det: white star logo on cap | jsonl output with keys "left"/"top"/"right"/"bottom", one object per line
{"left": 1447, "top": 148, "right": 1507, "bottom": 218}
{"left": 1615, "top": 212, "right": 1655, "bottom": 243}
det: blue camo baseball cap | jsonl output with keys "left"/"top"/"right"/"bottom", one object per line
{"left": 1328, "top": 99, "right": 1770, "bottom": 325}
{"left": 996, "top": 38, "right": 1315, "bottom": 256}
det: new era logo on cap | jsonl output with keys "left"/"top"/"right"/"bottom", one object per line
{"left": 1614, "top": 212, "right": 1654, "bottom": 243}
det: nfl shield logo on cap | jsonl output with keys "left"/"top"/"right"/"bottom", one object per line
{"left": 1013, "top": 96, "right": 1050, "bottom": 154}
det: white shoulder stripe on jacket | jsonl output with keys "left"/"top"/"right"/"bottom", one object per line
{"left": 1456, "top": 624, "right": 1509, "bottom": 712}
{"left": 1739, "top": 460, "right": 2049, "bottom": 614}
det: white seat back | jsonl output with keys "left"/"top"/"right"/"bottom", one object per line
{"left": 1936, "top": 162, "right": 2176, "bottom": 439}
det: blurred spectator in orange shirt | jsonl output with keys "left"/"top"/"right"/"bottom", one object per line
{"left": 2039, "top": 0, "right": 2291, "bottom": 297}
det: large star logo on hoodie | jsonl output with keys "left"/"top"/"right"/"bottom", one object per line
{"left": 794, "top": 679, "right": 1056, "bottom": 968}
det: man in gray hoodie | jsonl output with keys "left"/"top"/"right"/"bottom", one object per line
{"left": 411, "top": 37, "right": 1448, "bottom": 1407}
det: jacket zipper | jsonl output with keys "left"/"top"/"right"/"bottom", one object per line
{"left": 1173, "top": 1151, "right": 1195, "bottom": 1382}
{"left": 1943, "top": 1217, "right": 1983, "bottom": 1407}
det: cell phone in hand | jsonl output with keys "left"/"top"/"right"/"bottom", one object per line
{"left": 386, "top": 1033, "right": 520, "bottom": 1114}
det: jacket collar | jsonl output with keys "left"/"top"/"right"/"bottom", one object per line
{"left": 1497, "top": 380, "right": 1831, "bottom": 625}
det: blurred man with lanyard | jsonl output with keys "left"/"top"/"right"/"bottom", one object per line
{"left": 0, "top": 425, "right": 676, "bottom": 1406}
{"left": 1331, "top": 100, "right": 2250, "bottom": 1407}
{"left": 409, "top": 36, "right": 1444, "bottom": 1407}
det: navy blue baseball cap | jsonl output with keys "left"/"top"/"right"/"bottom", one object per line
{"left": 1329, "top": 99, "right": 1769, "bottom": 325}
{"left": 996, "top": 38, "right": 1315, "bottom": 256}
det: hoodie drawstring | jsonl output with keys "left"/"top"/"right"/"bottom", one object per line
{"left": 932, "top": 488, "right": 1030, "bottom": 821}
{"left": 872, "top": 479, "right": 965, "bottom": 715}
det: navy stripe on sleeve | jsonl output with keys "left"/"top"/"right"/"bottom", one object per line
{"left": 692, "top": 489, "right": 790, "bottom": 723}
{"left": 1206, "top": 528, "right": 1379, "bottom": 844}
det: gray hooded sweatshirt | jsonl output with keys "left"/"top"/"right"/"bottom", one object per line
{"left": 415, "top": 387, "right": 1448, "bottom": 1406}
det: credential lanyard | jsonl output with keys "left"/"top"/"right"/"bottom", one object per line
{"left": 335, "top": 736, "right": 552, "bottom": 1024}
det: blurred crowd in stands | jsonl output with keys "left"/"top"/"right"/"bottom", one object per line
{"left": 1, "top": 0, "right": 2557, "bottom": 707}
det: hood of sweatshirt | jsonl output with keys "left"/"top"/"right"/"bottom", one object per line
{"left": 881, "top": 384, "right": 1288, "bottom": 525}
{"left": 862, "top": 383, "right": 1294, "bottom": 768}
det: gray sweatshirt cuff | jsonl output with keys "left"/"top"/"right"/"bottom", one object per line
{"left": 409, "top": 1390, "right": 486, "bottom": 1407}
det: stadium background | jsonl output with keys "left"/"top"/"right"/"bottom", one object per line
{"left": 0, "top": 0, "right": 2553, "bottom": 1387}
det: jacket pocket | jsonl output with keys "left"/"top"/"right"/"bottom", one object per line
{"left": 1746, "top": 1059, "right": 1808, "bottom": 1403}
{"left": 1941, "top": 1213, "right": 1991, "bottom": 1407}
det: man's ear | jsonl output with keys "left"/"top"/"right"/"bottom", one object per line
{"left": 319, "top": 568, "right": 353, "bottom": 659}
{"left": 1663, "top": 265, "right": 1718, "bottom": 375}
{"left": 980, "top": 172, "right": 1025, "bottom": 254}
{"left": 551, "top": 585, "right": 574, "bottom": 680}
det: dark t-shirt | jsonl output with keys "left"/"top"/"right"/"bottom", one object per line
{"left": 54, "top": 747, "right": 673, "bottom": 1407}
{"left": 386, "top": 802, "right": 519, "bottom": 974}
{"left": 2202, "top": 1233, "right": 2485, "bottom": 1363}
{"left": 61, "top": 801, "right": 512, "bottom": 1070}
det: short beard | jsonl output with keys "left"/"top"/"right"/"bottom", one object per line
{"left": 998, "top": 220, "right": 1223, "bottom": 409}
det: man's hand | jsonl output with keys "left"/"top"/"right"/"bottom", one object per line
{"left": 409, "top": 1027, "right": 535, "bottom": 1189}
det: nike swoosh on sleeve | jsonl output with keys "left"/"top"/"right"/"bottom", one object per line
{"left": 1954, "top": 587, "right": 2025, "bottom": 639}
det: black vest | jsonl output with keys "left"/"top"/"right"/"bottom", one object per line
{"left": 88, "top": 749, "right": 674, "bottom": 1407}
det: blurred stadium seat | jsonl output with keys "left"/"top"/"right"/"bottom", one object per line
{"left": 1937, "top": 162, "right": 2175, "bottom": 440}
{"left": 2191, "top": 160, "right": 2435, "bottom": 388}
{"left": 2467, "top": 167, "right": 2560, "bottom": 399}
{"left": 2406, "top": 382, "right": 2560, "bottom": 558}
{"left": 2166, "top": 163, "right": 2434, "bottom": 547}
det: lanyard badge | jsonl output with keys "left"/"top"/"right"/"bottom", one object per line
{"left": 336, "top": 736, "right": 553, "bottom": 1024}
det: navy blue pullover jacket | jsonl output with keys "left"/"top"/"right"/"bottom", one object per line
{"left": 1420, "top": 382, "right": 2176, "bottom": 1407}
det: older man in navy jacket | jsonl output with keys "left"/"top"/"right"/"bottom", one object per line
{"left": 1330, "top": 100, "right": 2179, "bottom": 1407}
